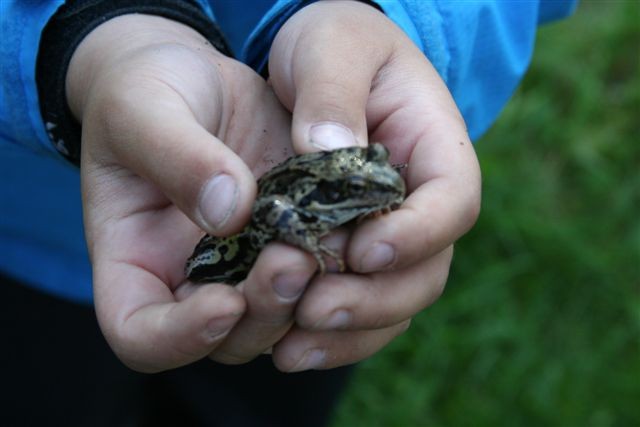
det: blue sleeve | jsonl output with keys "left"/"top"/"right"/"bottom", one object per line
{"left": 374, "top": 0, "right": 578, "bottom": 140}
{"left": 0, "top": 1, "right": 65, "bottom": 157}
{"left": 0, "top": 0, "right": 218, "bottom": 160}
{"left": 0, "top": 0, "right": 220, "bottom": 303}
{"left": 243, "top": 0, "right": 578, "bottom": 141}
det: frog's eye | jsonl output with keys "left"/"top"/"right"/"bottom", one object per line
{"left": 347, "top": 176, "right": 367, "bottom": 193}
{"left": 367, "top": 143, "right": 389, "bottom": 163}
{"left": 311, "top": 180, "right": 345, "bottom": 204}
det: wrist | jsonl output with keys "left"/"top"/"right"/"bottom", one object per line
{"left": 66, "top": 14, "right": 215, "bottom": 121}
{"left": 37, "top": 0, "right": 229, "bottom": 164}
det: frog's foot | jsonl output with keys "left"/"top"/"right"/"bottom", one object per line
{"left": 314, "top": 244, "right": 345, "bottom": 275}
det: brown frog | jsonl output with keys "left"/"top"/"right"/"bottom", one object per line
{"left": 185, "top": 143, "right": 406, "bottom": 284}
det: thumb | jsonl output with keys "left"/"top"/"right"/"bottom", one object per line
{"left": 85, "top": 92, "right": 257, "bottom": 236}
{"left": 269, "top": 2, "right": 393, "bottom": 152}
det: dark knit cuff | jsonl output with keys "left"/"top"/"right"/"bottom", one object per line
{"left": 36, "top": 0, "right": 230, "bottom": 165}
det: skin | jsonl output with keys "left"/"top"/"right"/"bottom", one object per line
{"left": 68, "top": 1, "right": 481, "bottom": 373}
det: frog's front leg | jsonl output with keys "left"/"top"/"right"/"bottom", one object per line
{"left": 252, "top": 195, "right": 343, "bottom": 274}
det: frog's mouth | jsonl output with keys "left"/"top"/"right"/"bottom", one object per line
{"left": 308, "top": 194, "right": 404, "bottom": 211}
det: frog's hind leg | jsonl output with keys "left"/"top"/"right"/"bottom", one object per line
{"left": 284, "top": 232, "right": 345, "bottom": 275}
{"left": 257, "top": 195, "right": 346, "bottom": 275}
{"left": 315, "top": 243, "right": 345, "bottom": 274}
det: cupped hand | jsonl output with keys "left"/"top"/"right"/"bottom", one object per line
{"left": 267, "top": 1, "right": 482, "bottom": 371}
{"left": 68, "top": 14, "right": 310, "bottom": 372}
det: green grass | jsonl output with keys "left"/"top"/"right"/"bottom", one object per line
{"left": 331, "top": 3, "right": 639, "bottom": 426}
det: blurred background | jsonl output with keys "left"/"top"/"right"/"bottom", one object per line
{"left": 332, "top": 2, "right": 639, "bottom": 426}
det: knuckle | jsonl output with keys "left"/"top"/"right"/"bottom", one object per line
{"left": 430, "top": 276, "right": 447, "bottom": 305}
{"left": 299, "top": 80, "right": 359, "bottom": 119}
{"left": 369, "top": 311, "right": 389, "bottom": 330}
{"left": 428, "top": 248, "right": 452, "bottom": 305}
{"left": 462, "top": 192, "right": 482, "bottom": 232}
{"left": 108, "top": 330, "right": 166, "bottom": 374}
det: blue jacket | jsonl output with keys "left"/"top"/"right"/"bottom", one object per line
{"left": 0, "top": 0, "right": 577, "bottom": 303}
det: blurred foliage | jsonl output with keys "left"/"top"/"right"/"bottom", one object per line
{"left": 331, "top": 2, "right": 639, "bottom": 426}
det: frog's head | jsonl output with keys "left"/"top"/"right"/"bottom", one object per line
{"left": 301, "top": 143, "right": 406, "bottom": 217}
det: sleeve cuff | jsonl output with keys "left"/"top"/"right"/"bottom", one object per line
{"left": 36, "top": 0, "right": 229, "bottom": 165}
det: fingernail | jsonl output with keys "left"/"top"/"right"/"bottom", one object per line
{"left": 273, "top": 271, "right": 310, "bottom": 300}
{"left": 199, "top": 173, "right": 237, "bottom": 230}
{"left": 318, "top": 309, "right": 351, "bottom": 330}
{"left": 291, "top": 348, "right": 326, "bottom": 372}
{"left": 309, "top": 122, "right": 357, "bottom": 150}
{"left": 204, "top": 315, "right": 238, "bottom": 342}
{"left": 360, "top": 242, "right": 396, "bottom": 272}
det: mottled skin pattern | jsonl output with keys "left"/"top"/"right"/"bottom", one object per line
{"left": 185, "top": 143, "right": 406, "bottom": 285}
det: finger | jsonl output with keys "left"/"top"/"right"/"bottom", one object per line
{"left": 350, "top": 48, "right": 482, "bottom": 273}
{"left": 269, "top": 1, "right": 394, "bottom": 152}
{"left": 208, "top": 243, "right": 317, "bottom": 364}
{"left": 295, "top": 247, "right": 452, "bottom": 332}
{"left": 83, "top": 60, "right": 257, "bottom": 236}
{"left": 272, "top": 321, "right": 411, "bottom": 372}
{"left": 94, "top": 261, "right": 245, "bottom": 373}
{"left": 349, "top": 133, "right": 480, "bottom": 274}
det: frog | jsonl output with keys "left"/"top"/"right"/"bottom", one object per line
{"left": 185, "top": 143, "right": 406, "bottom": 285}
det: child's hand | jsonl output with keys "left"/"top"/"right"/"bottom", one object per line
{"left": 67, "top": 14, "right": 315, "bottom": 372}
{"left": 266, "top": 0, "right": 481, "bottom": 371}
